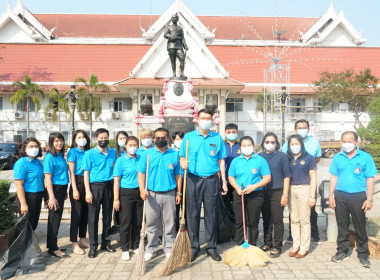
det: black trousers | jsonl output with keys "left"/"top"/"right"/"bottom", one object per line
{"left": 47, "top": 184, "right": 68, "bottom": 252}
{"left": 186, "top": 173, "right": 219, "bottom": 252}
{"left": 87, "top": 180, "right": 113, "bottom": 250}
{"left": 262, "top": 188, "right": 284, "bottom": 250}
{"left": 335, "top": 190, "right": 369, "bottom": 257}
{"left": 233, "top": 190, "right": 264, "bottom": 246}
{"left": 17, "top": 191, "right": 44, "bottom": 231}
{"left": 119, "top": 188, "right": 143, "bottom": 251}
{"left": 69, "top": 175, "right": 88, "bottom": 242}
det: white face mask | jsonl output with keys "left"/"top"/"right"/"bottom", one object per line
{"left": 118, "top": 139, "right": 126, "bottom": 148}
{"left": 26, "top": 147, "right": 39, "bottom": 158}
{"left": 241, "top": 146, "right": 254, "bottom": 156}
{"left": 264, "top": 143, "right": 276, "bottom": 152}
{"left": 290, "top": 145, "right": 301, "bottom": 154}
{"left": 342, "top": 142, "right": 356, "bottom": 153}
{"left": 199, "top": 120, "right": 212, "bottom": 130}
{"left": 174, "top": 140, "right": 182, "bottom": 149}
{"left": 141, "top": 138, "right": 152, "bottom": 147}
{"left": 297, "top": 129, "right": 309, "bottom": 138}
{"left": 76, "top": 138, "right": 87, "bottom": 147}
{"left": 226, "top": 134, "right": 238, "bottom": 141}
{"left": 127, "top": 147, "right": 137, "bottom": 155}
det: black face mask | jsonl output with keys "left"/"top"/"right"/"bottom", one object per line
{"left": 155, "top": 139, "right": 167, "bottom": 148}
{"left": 98, "top": 140, "right": 109, "bottom": 149}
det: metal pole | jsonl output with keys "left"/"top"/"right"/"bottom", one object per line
{"left": 280, "top": 86, "right": 287, "bottom": 146}
{"left": 71, "top": 103, "right": 75, "bottom": 133}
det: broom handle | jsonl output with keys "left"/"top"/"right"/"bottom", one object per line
{"left": 141, "top": 154, "right": 150, "bottom": 231}
{"left": 241, "top": 184, "right": 247, "bottom": 242}
{"left": 181, "top": 140, "right": 189, "bottom": 221}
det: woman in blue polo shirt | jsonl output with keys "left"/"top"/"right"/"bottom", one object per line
{"left": 44, "top": 132, "right": 69, "bottom": 258}
{"left": 228, "top": 136, "right": 271, "bottom": 246}
{"left": 115, "top": 131, "right": 129, "bottom": 158}
{"left": 286, "top": 134, "right": 317, "bottom": 259}
{"left": 113, "top": 136, "right": 143, "bottom": 261}
{"left": 68, "top": 129, "right": 90, "bottom": 255}
{"left": 14, "top": 138, "right": 44, "bottom": 231}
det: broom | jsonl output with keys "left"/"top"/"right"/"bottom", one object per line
{"left": 223, "top": 184, "right": 270, "bottom": 269}
{"left": 151, "top": 140, "right": 191, "bottom": 277}
{"left": 134, "top": 154, "right": 150, "bottom": 277}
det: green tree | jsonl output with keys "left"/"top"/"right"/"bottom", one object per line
{"left": 313, "top": 68, "right": 380, "bottom": 129}
{"left": 357, "top": 97, "right": 380, "bottom": 168}
{"left": 74, "top": 74, "right": 110, "bottom": 140}
{"left": 44, "top": 87, "right": 71, "bottom": 132}
{"left": 10, "top": 75, "right": 45, "bottom": 137}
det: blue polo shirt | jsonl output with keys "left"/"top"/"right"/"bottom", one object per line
{"left": 289, "top": 153, "right": 316, "bottom": 185}
{"left": 329, "top": 148, "right": 378, "bottom": 193}
{"left": 179, "top": 129, "right": 227, "bottom": 177}
{"left": 136, "top": 146, "right": 152, "bottom": 157}
{"left": 113, "top": 154, "right": 140, "bottom": 189}
{"left": 67, "top": 147, "right": 85, "bottom": 176}
{"left": 43, "top": 152, "right": 69, "bottom": 185}
{"left": 224, "top": 141, "right": 241, "bottom": 179}
{"left": 259, "top": 151, "right": 291, "bottom": 190}
{"left": 282, "top": 136, "right": 322, "bottom": 158}
{"left": 81, "top": 147, "right": 117, "bottom": 183}
{"left": 137, "top": 147, "right": 180, "bottom": 192}
{"left": 14, "top": 157, "right": 44, "bottom": 193}
{"left": 228, "top": 154, "right": 271, "bottom": 191}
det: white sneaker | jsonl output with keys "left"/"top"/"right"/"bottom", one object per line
{"left": 133, "top": 249, "right": 139, "bottom": 255}
{"left": 144, "top": 252, "right": 156, "bottom": 262}
{"left": 121, "top": 251, "right": 130, "bottom": 261}
{"left": 165, "top": 252, "right": 171, "bottom": 259}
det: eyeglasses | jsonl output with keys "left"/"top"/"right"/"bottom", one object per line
{"left": 265, "top": 141, "right": 276, "bottom": 144}
{"left": 155, "top": 137, "right": 167, "bottom": 141}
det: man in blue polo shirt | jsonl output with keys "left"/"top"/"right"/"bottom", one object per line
{"left": 329, "top": 131, "right": 377, "bottom": 268}
{"left": 283, "top": 119, "right": 322, "bottom": 244}
{"left": 82, "top": 128, "right": 117, "bottom": 258}
{"left": 137, "top": 127, "right": 182, "bottom": 261}
{"left": 180, "top": 108, "right": 228, "bottom": 262}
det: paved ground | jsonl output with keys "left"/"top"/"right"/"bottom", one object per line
{"left": 1, "top": 158, "right": 380, "bottom": 279}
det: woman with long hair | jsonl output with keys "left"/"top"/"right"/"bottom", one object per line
{"left": 286, "top": 134, "right": 317, "bottom": 259}
{"left": 259, "top": 132, "right": 291, "bottom": 258}
{"left": 115, "top": 131, "right": 129, "bottom": 158}
{"left": 44, "top": 132, "right": 69, "bottom": 258}
{"left": 14, "top": 138, "right": 44, "bottom": 231}
{"left": 68, "top": 130, "right": 91, "bottom": 254}
{"left": 113, "top": 136, "right": 143, "bottom": 261}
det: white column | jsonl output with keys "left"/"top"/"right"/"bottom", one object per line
{"left": 219, "top": 89, "right": 227, "bottom": 137}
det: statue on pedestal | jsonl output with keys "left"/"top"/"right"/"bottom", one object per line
{"left": 164, "top": 13, "right": 188, "bottom": 79}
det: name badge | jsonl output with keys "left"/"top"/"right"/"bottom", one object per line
{"left": 210, "top": 144, "right": 216, "bottom": 147}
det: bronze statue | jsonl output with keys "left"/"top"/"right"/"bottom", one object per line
{"left": 164, "top": 13, "right": 188, "bottom": 78}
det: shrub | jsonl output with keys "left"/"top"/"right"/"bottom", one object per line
{"left": 0, "top": 180, "right": 16, "bottom": 232}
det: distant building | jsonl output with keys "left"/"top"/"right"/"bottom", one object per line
{"left": 0, "top": 0, "right": 379, "bottom": 145}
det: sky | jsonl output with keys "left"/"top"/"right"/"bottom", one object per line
{"left": 1, "top": 0, "right": 379, "bottom": 46}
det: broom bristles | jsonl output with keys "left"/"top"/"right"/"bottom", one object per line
{"left": 134, "top": 233, "right": 146, "bottom": 276}
{"left": 223, "top": 245, "right": 270, "bottom": 269}
{"left": 151, "top": 221, "right": 191, "bottom": 277}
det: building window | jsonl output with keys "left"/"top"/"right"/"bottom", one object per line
{"left": 290, "top": 98, "right": 305, "bottom": 113}
{"left": 110, "top": 98, "right": 132, "bottom": 112}
{"left": 15, "top": 131, "right": 36, "bottom": 142}
{"left": 15, "top": 98, "right": 36, "bottom": 112}
{"left": 226, "top": 98, "right": 243, "bottom": 112}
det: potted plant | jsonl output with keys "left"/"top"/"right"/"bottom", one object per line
{"left": 0, "top": 179, "right": 16, "bottom": 256}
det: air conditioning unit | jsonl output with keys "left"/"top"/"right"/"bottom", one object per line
{"left": 112, "top": 112, "right": 120, "bottom": 120}
{"left": 46, "top": 112, "right": 52, "bottom": 120}
{"left": 14, "top": 111, "right": 24, "bottom": 119}
{"left": 290, "top": 114, "right": 297, "bottom": 120}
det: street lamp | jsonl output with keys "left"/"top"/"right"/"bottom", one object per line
{"left": 68, "top": 85, "right": 78, "bottom": 134}
{"left": 280, "top": 86, "right": 288, "bottom": 146}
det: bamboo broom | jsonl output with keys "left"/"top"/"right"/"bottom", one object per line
{"left": 151, "top": 140, "right": 191, "bottom": 277}
{"left": 223, "top": 184, "right": 270, "bottom": 269}
{"left": 134, "top": 154, "right": 150, "bottom": 276}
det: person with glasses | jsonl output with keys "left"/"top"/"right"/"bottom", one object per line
{"left": 224, "top": 123, "right": 240, "bottom": 202}
{"left": 68, "top": 130, "right": 91, "bottom": 255}
{"left": 44, "top": 132, "right": 69, "bottom": 258}
{"left": 14, "top": 138, "right": 44, "bottom": 231}
{"left": 179, "top": 108, "right": 228, "bottom": 262}
{"left": 259, "top": 132, "right": 291, "bottom": 258}
{"left": 137, "top": 128, "right": 182, "bottom": 261}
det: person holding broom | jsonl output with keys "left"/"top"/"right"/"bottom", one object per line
{"left": 228, "top": 136, "right": 271, "bottom": 247}
{"left": 137, "top": 128, "right": 182, "bottom": 262}
{"left": 179, "top": 108, "right": 228, "bottom": 262}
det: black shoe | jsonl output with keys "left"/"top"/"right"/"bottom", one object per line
{"left": 191, "top": 250, "right": 199, "bottom": 262}
{"left": 101, "top": 244, "right": 116, "bottom": 252}
{"left": 206, "top": 250, "right": 222, "bottom": 262}
{"left": 358, "top": 256, "right": 371, "bottom": 268}
{"left": 88, "top": 249, "right": 97, "bottom": 258}
{"left": 331, "top": 251, "right": 348, "bottom": 263}
{"left": 269, "top": 248, "right": 281, "bottom": 258}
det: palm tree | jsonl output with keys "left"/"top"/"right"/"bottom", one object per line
{"left": 74, "top": 74, "right": 110, "bottom": 140}
{"left": 10, "top": 75, "right": 45, "bottom": 137}
{"left": 44, "top": 88, "right": 71, "bottom": 132}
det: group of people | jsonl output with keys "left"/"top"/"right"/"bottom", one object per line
{"left": 13, "top": 108, "right": 377, "bottom": 269}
